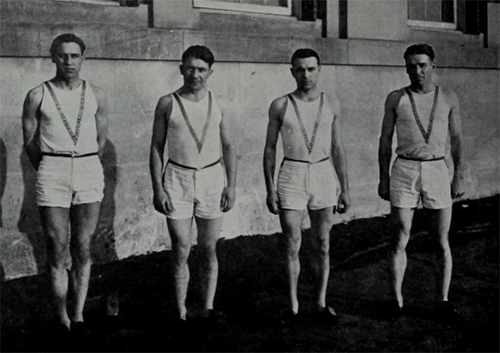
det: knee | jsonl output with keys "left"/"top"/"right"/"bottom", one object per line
{"left": 313, "top": 236, "right": 330, "bottom": 257}
{"left": 173, "top": 239, "right": 191, "bottom": 263}
{"left": 71, "top": 246, "right": 91, "bottom": 267}
{"left": 286, "top": 235, "right": 301, "bottom": 259}
{"left": 392, "top": 233, "right": 410, "bottom": 253}
{"left": 198, "top": 240, "right": 217, "bottom": 260}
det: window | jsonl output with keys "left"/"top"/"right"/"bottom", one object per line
{"left": 193, "top": 0, "right": 292, "bottom": 16}
{"left": 408, "top": 0, "right": 457, "bottom": 29}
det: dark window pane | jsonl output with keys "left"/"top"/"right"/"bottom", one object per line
{"left": 425, "top": 0, "right": 441, "bottom": 22}
{"left": 408, "top": 0, "right": 425, "bottom": 20}
{"left": 441, "top": 0, "right": 454, "bottom": 22}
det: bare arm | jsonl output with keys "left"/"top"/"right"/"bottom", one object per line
{"left": 448, "top": 90, "right": 466, "bottom": 199}
{"left": 378, "top": 91, "right": 399, "bottom": 201}
{"left": 263, "top": 97, "right": 285, "bottom": 214}
{"left": 149, "top": 95, "right": 172, "bottom": 214}
{"left": 22, "top": 86, "right": 43, "bottom": 170}
{"left": 220, "top": 113, "right": 237, "bottom": 212}
{"left": 330, "top": 95, "right": 350, "bottom": 213}
{"left": 92, "top": 85, "right": 108, "bottom": 159}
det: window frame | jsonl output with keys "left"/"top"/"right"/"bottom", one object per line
{"left": 193, "top": 0, "right": 292, "bottom": 16}
{"left": 407, "top": 0, "right": 457, "bottom": 30}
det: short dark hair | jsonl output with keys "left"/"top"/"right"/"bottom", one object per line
{"left": 291, "top": 48, "right": 320, "bottom": 66}
{"left": 50, "top": 33, "right": 86, "bottom": 57}
{"left": 404, "top": 44, "right": 435, "bottom": 61}
{"left": 182, "top": 45, "right": 215, "bottom": 67}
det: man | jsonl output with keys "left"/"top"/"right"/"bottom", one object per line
{"left": 378, "top": 44, "right": 465, "bottom": 319}
{"left": 22, "top": 34, "right": 108, "bottom": 338}
{"left": 150, "top": 45, "right": 237, "bottom": 325}
{"left": 263, "top": 48, "right": 350, "bottom": 325}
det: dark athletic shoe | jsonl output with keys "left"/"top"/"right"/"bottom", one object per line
{"left": 437, "top": 302, "right": 459, "bottom": 323}
{"left": 315, "top": 306, "right": 341, "bottom": 325}
{"left": 387, "top": 301, "right": 403, "bottom": 322}
{"left": 279, "top": 309, "right": 300, "bottom": 328}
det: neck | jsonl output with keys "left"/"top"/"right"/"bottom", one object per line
{"left": 409, "top": 81, "right": 435, "bottom": 94}
{"left": 293, "top": 87, "right": 320, "bottom": 101}
{"left": 178, "top": 86, "right": 208, "bottom": 102}
{"left": 52, "top": 75, "right": 82, "bottom": 90}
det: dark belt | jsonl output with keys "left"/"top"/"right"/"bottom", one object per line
{"left": 167, "top": 159, "right": 220, "bottom": 171}
{"left": 283, "top": 156, "right": 329, "bottom": 164}
{"left": 397, "top": 155, "right": 444, "bottom": 162}
{"left": 42, "top": 152, "right": 98, "bottom": 158}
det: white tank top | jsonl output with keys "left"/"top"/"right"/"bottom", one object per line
{"left": 166, "top": 91, "right": 222, "bottom": 168}
{"left": 280, "top": 93, "right": 334, "bottom": 162}
{"left": 39, "top": 81, "right": 99, "bottom": 155}
{"left": 395, "top": 86, "right": 451, "bottom": 159}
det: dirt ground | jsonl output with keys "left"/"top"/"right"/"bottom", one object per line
{"left": 1, "top": 196, "right": 498, "bottom": 352}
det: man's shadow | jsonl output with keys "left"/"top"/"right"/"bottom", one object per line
{"left": 0, "top": 138, "right": 6, "bottom": 280}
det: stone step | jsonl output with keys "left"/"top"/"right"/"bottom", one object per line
{"left": 198, "top": 11, "right": 322, "bottom": 39}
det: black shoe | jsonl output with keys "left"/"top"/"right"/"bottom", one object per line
{"left": 47, "top": 323, "right": 70, "bottom": 352}
{"left": 387, "top": 301, "right": 403, "bottom": 322}
{"left": 71, "top": 321, "right": 90, "bottom": 338}
{"left": 437, "top": 302, "right": 459, "bottom": 323}
{"left": 279, "top": 309, "right": 299, "bottom": 328}
{"left": 315, "top": 306, "right": 341, "bottom": 325}
{"left": 205, "top": 309, "right": 227, "bottom": 327}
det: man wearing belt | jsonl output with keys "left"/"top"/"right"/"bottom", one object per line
{"left": 22, "top": 34, "right": 108, "bottom": 338}
{"left": 263, "top": 48, "right": 350, "bottom": 325}
{"left": 150, "top": 45, "right": 236, "bottom": 326}
{"left": 378, "top": 44, "right": 466, "bottom": 320}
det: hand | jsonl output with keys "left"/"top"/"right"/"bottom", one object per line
{"left": 221, "top": 186, "right": 236, "bottom": 212}
{"left": 336, "top": 191, "right": 351, "bottom": 214}
{"left": 451, "top": 174, "right": 466, "bottom": 199}
{"left": 153, "top": 190, "right": 172, "bottom": 215}
{"left": 266, "top": 190, "right": 280, "bottom": 215}
{"left": 378, "top": 180, "right": 390, "bottom": 201}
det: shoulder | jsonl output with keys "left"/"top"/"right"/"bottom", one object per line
{"left": 89, "top": 83, "right": 107, "bottom": 104}
{"left": 385, "top": 88, "right": 405, "bottom": 108}
{"left": 438, "top": 86, "right": 459, "bottom": 106}
{"left": 323, "top": 92, "right": 340, "bottom": 109}
{"left": 270, "top": 95, "right": 288, "bottom": 112}
{"left": 26, "top": 84, "right": 44, "bottom": 103}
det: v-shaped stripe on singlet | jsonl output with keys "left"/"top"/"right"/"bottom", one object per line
{"left": 404, "top": 86, "right": 439, "bottom": 144}
{"left": 173, "top": 92, "right": 213, "bottom": 154}
{"left": 45, "top": 81, "right": 86, "bottom": 146}
{"left": 287, "top": 93, "right": 324, "bottom": 155}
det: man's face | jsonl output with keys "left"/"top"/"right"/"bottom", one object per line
{"left": 290, "top": 56, "right": 320, "bottom": 91}
{"left": 405, "top": 54, "right": 435, "bottom": 88}
{"left": 52, "top": 42, "right": 84, "bottom": 79}
{"left": 180, "top": 57, "right": 212, "bottom": 91}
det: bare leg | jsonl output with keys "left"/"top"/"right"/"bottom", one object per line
{"left": 195, "top": 216, "right": 223, "bottom": 315}
{"left": 428, "top": 207, "right": 453, "bottom": 302}
{"left": 39, "top": 206, "right": 71, "bottom": 328}
{"left": 68, "top": 202, "right": 101, "bottom": 323}
{"left": 390, "top": 206, "right": 414, "bottom": 308}
{"left": 167, "top": 217, "right": 194, "bottom": 320}
{"left": 309, "top": 207, "right": 334, "bottom": 311}
{"left": 279, "top": 209, "right": 304, "bottom": 314}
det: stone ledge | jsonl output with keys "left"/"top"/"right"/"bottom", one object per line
{"left": 1, "top": 22, "right": 498, "bottom": 69}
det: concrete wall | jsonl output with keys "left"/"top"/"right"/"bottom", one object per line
{"left": 1, "top": 56, "right": 499, "bottom": 280}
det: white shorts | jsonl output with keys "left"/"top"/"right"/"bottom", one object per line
{"left": 36, "top": 154, "right": 104, "bottom": 207}
{"left": 277, "top": 158, "right": 338, "bottom": 211}
{"left": 162, "top": 160, "right": 224, "bottom": 220}
{"left": 390, "top": 157, "right": 452, "bottom": 209}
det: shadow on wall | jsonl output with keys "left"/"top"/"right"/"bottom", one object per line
{"left": 0, "top": 138, "right": 6, "bottom": 281}
{"left": 18, "top": 150, "right": 45, "bottom": 274}
{"left": 92, "top": 138, "right": 119, "bottom": 264}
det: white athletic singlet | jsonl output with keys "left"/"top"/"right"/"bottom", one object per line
{"left": 395, "top": 86, "right": 451, "bottom": 160}
{"left": 167, "top": 92, "right": 222, "bottom": 168}
{"left": 39, "top": 81, "right": 99, "bottom": 155}
{"left": 280, "top": 93, "right": 334, "bottom": 162}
